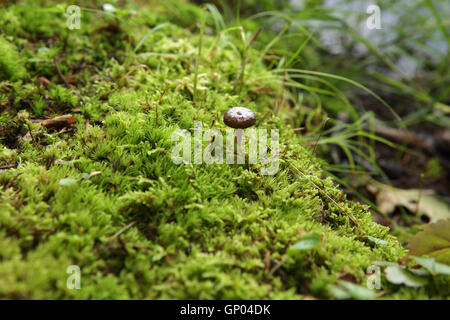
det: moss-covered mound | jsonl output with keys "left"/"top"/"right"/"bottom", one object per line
{"left": 0, "top": 1, "right": 446, "bottom": 299}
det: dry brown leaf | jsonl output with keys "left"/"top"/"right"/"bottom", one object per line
{"left": 41, "top": 114, "right": 77, "bottom": 131}
{"left": 369, "top": 181, "right": 450, "bottom": 223}
{"left": 408, "top": 219, "right": 450, "bottom": 265}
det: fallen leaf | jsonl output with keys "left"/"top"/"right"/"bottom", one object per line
{"left": 328, "top": 280, "right": 375, "bottom": 300}
{"left": 369, "top": 181, "right": 450, "bottom": 223}
{"left": 384, "top": 265, "right": 428, "bottom": 287}
{"left": 412, "top": 256, "right": 450, "bottom": 276}
{"left": 408, "top": 219, "right": 450, "bottom": 264}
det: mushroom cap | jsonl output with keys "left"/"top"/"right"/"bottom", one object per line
{"left": 223, "top": 106, "right": 256, "bottom": 129}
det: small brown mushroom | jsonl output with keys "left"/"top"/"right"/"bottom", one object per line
{"left": 223, "top": 106, "right": 256, "bottom": 129}
{"left": 223, "top": 107, "right": 256, "bottom": 162}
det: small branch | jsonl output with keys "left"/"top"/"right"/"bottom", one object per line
{"left": 111, "top": 221, "right": 136, "bottom": 239}
{"left": 268, "top": 257, "right": 288, "bottom": 277}
{"left": 0, "top": 164, "right": 18, "bottom": 170}
{"left": 54, "top": 58, "right": 71, "bottom": 89}
{"left": 247, "top": 28, "right": 262, "bottom": 50}
{"left": 41, "top": 114, "right": 77, "bottom": 131}
{"left": 3, "top": 174, "right": 20, "bottom": 191}
{"left": 157, "top": 87, "right": 167, "bottom": 105}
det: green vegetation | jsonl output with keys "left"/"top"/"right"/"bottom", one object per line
{"left": 0, "top": 0, "right": 448, "bottom": 299}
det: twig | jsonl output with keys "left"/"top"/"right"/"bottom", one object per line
{"left": 0, "top": 164, "right": 18, "bottom": 170}
{"left": 157, "top": 87, "right": 167, "bottom": 105}
{"left": 155, "top": 87, "right": 167, "bottom": 125}
{"left": 3, "top": 174, "right": 20, "bottom": 191}
{"left": 41, "top": 114, "right": 77, "bottom": 131}
{"left": 268, "top": 257, "right": 288, "bottom": 276}
{"left": 247, "top": 28, "right": 262, "bottom": 49}
{"left": 87, "top": 171, "right": 102, "bottom": 180}
{"left": 54, "top": 59, "right": 87, "bottom": 106}
{"left": 111, "top": 221, "right": 136, "bottom": 239}
{"left": 54, "top": 58, "right": 71, "bottom": 88}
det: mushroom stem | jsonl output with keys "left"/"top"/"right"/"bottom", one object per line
{"left": 236, "top": 129, "right": 244, "bottom": 164}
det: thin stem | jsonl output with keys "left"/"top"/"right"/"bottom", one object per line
{"left": 26, "top": 122, "right": 35, "bottom": 143}
{"left": 238, "top": 27, "right": 247, "bottom": 98}
{"left": 193, "top": 8, "right": 206, "bottom": 107}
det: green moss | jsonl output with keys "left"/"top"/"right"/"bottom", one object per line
{"left": 0, "top": 36, "right": 27, "bottom": 80}
{"left": 0, "top": 0, "right": 447, "bottom": 300}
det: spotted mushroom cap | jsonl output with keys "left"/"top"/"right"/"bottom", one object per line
{"left": 223, "top": 106, "right": 256, "bottom": 129}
